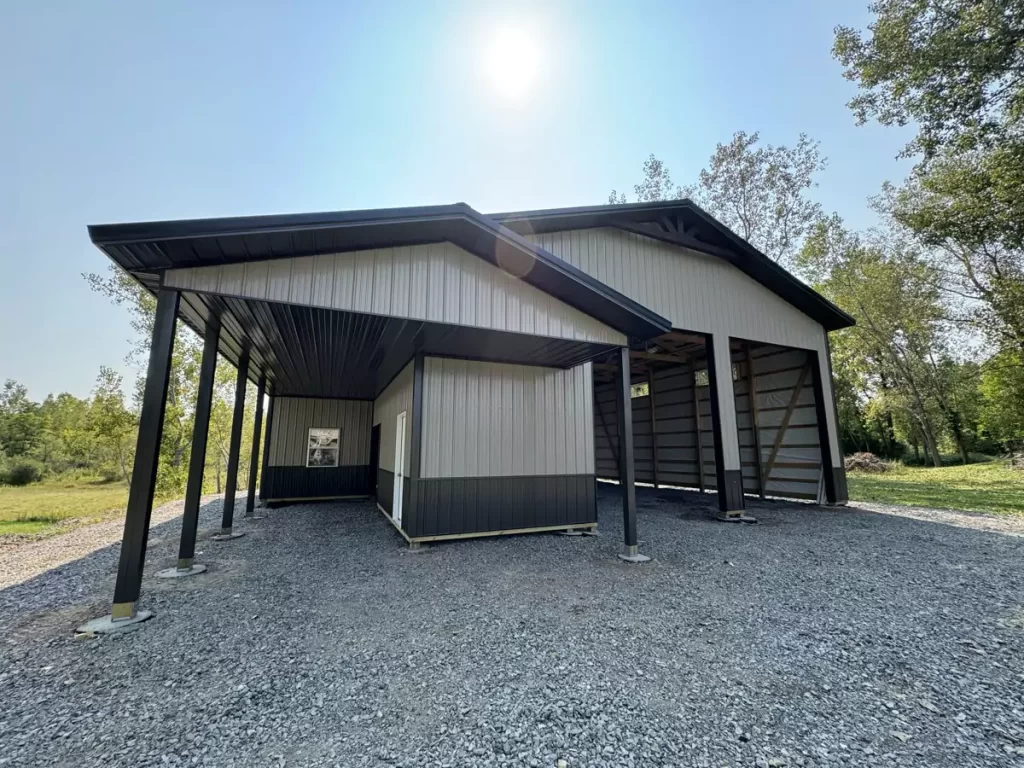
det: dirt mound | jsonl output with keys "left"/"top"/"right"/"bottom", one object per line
{"left": 845, "top": 452, "right": 890, "bottom": 473}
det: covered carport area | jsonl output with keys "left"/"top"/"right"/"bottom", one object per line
{"left": 83, "top": 203, "right": 672, "bottom": 631}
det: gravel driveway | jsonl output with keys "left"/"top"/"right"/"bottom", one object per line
{"left": 1, "top": 486, "right": 1022, "bottom": 768}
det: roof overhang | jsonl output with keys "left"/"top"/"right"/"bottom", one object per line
{"left": 491, "top": 201, "right": 855, "bottom": 331}
{"left": 89, "top": 203, "right": 672, "bottom": 341}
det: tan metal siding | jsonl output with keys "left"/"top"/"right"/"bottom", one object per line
{"left": 267, "top": 397, "right": 372, "bottom": 467}
{"left": 373, "top": 361, "right": 414, "bottom": 476}
{"left": 526, "top": 228, "right": 842, "bottom": 467}
{"left": 374, "top": 360, "right": 413, "bottom": 475}
{"left": 420, "top": 358, "right": 594, "bottom": 479}
{"left": 164, "top": 242, "right": 625, "bottom": 345}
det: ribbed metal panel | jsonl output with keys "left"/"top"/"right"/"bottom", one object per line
{"left": 593, "top": 379, "right": 619, "bottom": 480}
{"left": 527, "top": 228, "right": 842, "bottom": 468}
{"left": 267, "top": 397, "right": 372, "bottom": 467}
{"left": 652, "top": 365, "right": 701, "bottom": 487}
{"left": 420, "top": 358, "right": 595, "bottom": 479}
{"left": 164, "top": 241, "right": 625, "bottom": 346}
{"left": 262, "top": 466, "right": 374, "bottom": 500}
{"left": 373, "top": 361, "right": 414, "bottom": 476}
{"left": 409, "top": 475, "right": 596, "bottom": 538}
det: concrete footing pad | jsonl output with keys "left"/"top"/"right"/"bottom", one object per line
{"left": 156, "top": 564, "right": 207, "bottom": 579}
{"left": 618, "top": 552, "right": 652, "bottom": 563}
{"left": 404, "top": 542, "right": 430, "bottom": 554}
{"left": 714, "top": 514, "right": 759, "bottom": 524}
{"left": 210, "top": 531, "right": 246, "bottom": 541}
{"left": 557, "top": 529, "right": 583, "bottom": 537}
{"left": 618, "top": 545, "right": 652, "bottom": 563}
{"left": 581, "top": 529, "right": 599, "bottom": 537}
{"left": 76, "top": 611, "right": 153, "bottom": 635}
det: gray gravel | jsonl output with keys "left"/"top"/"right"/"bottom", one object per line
{"left": 1, "top": 486, "right": 1022, "bottom": 767}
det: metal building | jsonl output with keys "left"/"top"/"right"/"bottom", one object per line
{"left": 86, "top": 200, "right": 854, "bottom": 627}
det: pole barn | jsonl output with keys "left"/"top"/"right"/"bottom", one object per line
{"left": 84, "top": 201, "right": 854, "bottom": 628}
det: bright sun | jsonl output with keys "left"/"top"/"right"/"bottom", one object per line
{"left": 485, "top": 25, "right": 541, "bottom": 101}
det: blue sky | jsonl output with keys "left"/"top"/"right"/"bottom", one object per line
{"left": 0, "top": 0, "right": 911, "bottom": 399}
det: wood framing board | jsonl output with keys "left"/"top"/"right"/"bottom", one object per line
{"left": 411, "top": 521, "right": 597, "bottom": 543}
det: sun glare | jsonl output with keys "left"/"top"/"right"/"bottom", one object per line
{"left": 484, "top": 25, "right": 541, "bottom": 101}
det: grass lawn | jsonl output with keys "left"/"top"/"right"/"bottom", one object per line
{"left": 848, "top": 460, "right": 1024, "bottom": 517}
{"left": 0, "top": 479, "right": 129, "bottom": 537}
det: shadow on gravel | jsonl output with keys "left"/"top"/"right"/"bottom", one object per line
{"left": 3, "top": 485, "right": 1022, "bottom": 639}
{"left": 0, "top": 498, "right": 225, "bottom": 637}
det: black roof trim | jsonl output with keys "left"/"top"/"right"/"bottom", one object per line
{"left": 89, "top": 203, "right": 672, "bottom": 340}
{"left": 492, "top": 201, "right": 855, "bottom": 331}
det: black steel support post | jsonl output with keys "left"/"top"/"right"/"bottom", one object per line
{"left": 647, "top": 365, "right": 659, "bottom": 489}
{"left": 218, "top": 346, "right": 250, "bottom": 536}
{"left": 705, "top": 334, "right": 746, "bottom": 516}
{"left": 258, "top": 393, "right": 275, "bottom": 501}
{"left": 810, "top": 349, "right": 839, "bottom": 504}
{"left": 245, "top": 374, "right": 266, "bottom": 517}
{"left": 176, "top": 319, "right": 220, "bottom": 571}
{"left": 616, "top": 347, "right": 648, "bottom": 562}
{"left": 111, "top": 288, "right": 179, "bottom": 620}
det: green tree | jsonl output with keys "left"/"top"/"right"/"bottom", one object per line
{"left": 84, "top": 266, "right": 202, "bottom": 495}
{"left": 836, "top": 1, "right": 1024, "bottom": 358}
{"left": 798, "top": 216, "right": 954, "bottom": 465}
{"left": 879, "top": 170, "right": 1024, "bottom": 356}
{"left": 610, "top": 132, "right": 825, "bottom": 266}
{"left": 0, "top": 380, "right": 42, "bottom": 458}
{"left": 979, "top": 351, "right": 1024, "bottom": 448}
{"left": 833, "top": 0, "right": 1024, "bottom": 160}
{"left": 88, "top": 367, "right": 137, "bottom": 483}
{"left": 34, "top": 392, "right": 94, "bottom": 473}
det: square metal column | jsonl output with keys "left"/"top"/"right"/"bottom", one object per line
{"left": 110, "top": 288, "right": 179, "bottom": 620}
{"left": 215, "top": 346, "right": 250, "bottom": 538}
{"left": 171, "top": 319, "right": 219, "bottom": 574}
{"left": 615, "top": 347, "right": 649, "bottom": 562}
{"left": 705, "top": 334, "right": 748, "bottom": 519}
{"left": 244, "top": 373, "right": 266, "bottom": 517}
{"left": 258, "top": 394, "right": 275, "bottom": 502}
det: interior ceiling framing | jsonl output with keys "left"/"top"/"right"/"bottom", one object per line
{"left": 177, "top": 292, "right": 619, "bottom": 399}
{"left": 592, "top": 331, "right": 709, "bottom": 381}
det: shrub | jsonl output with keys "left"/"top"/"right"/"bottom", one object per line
{"left": 2, "top": 458, "right": 45, "bottom": 486}
{"left": 844, "top": 452, "right": 890, "bottom": 473}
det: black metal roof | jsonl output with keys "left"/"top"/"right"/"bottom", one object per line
{"left": 89, "top": 203, "right": 672, "bottom": 341}
{"left": 491, "top": 200, "right": 855, "bottom": 331}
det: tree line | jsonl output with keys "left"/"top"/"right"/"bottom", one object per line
{"left": 609, "top": 0, "right": 1024, "bottom": 465}
{"left": 0, "top": 268, "right": 260, "bottom": 490}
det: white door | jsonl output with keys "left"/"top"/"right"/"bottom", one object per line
{"left": 393, "top": 411, "right": 407, "bottom": 526}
